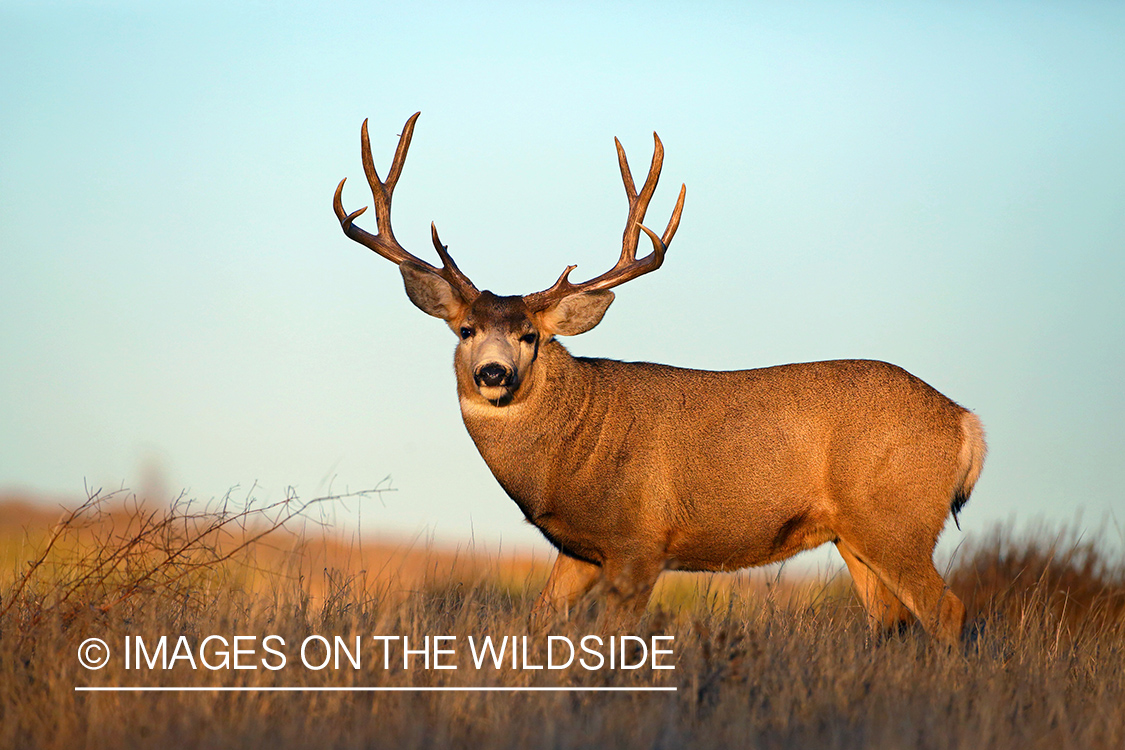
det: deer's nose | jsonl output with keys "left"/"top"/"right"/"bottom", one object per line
{"left": 475, "top": 363, "right": 512, "bottom": 388}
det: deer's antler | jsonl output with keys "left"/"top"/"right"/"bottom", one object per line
{"left": 333, "top": 113, "right": 479, "bottom": 302}
{"left": 524, "top": 133, "right": 685, "bottom": 311}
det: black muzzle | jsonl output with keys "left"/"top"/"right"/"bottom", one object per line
{"left": 474, "top": 363, "right": 513, "bottom": 388}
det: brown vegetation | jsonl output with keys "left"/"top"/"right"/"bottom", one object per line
{"left": 1, "top": 491, "right": 1123, "bottom": 749}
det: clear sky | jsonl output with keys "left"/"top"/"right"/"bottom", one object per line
{"left": 2, "top": 2, "right": 1123, "bottom": 561}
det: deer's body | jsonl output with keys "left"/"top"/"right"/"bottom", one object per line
{"left": 460, "top": 342, "right": 981, "bottom": 577}
{"left": 333, "top": 113, "right": 986, "bottom": 645}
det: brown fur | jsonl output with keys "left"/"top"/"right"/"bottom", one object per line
{"left": 455, "top": 336, "right": 985, "bottom": 645}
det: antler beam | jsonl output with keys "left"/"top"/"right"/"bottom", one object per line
{"left": 333, "top": 112, "right": 479, "bottom": 302}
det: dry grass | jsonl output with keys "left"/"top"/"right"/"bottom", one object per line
{"left": 1, "top": 490, "right": 1123, "bottom": 750}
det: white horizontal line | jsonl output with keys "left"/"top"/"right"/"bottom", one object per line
{"left": 75, "top": 686, "right": 677, "bottom": 693}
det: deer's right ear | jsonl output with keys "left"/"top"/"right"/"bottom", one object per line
{"left": 400, "top": 262, "right": 469, "bottom": 321}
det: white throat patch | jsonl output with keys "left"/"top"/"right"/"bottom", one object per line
{"left": 459, "top": 397, "right": 522, "bottom": 420}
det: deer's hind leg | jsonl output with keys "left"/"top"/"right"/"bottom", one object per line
{"left": 836, "top": 541, "right": 915, "bottom": 634}
{"left": 837, "top": 536, "right": 965, "bottom": 646}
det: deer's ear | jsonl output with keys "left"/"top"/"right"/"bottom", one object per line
{"left": 537, "top": 290, "right": 615, "bottom": 337}
{"left": 400, "top": 262, "right": 469, "bottom": 321}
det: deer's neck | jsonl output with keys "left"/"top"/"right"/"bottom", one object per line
{"left": 457, "top": 341, "right": 608, "bottom": 520}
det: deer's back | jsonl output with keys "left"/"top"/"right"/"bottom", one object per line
{"left": 465, "top": 351, "right": 970, "bottom": 570}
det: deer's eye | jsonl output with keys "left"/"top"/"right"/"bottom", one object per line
{"left": 520, "top": 332, "right": 538, "bottom": 345}
{"left": 460, "top": 327, "right": 474, "bottom": 340}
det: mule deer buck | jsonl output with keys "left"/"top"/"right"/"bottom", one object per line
{"left": 333, "top": 113, "right": 986, "bottom": 645}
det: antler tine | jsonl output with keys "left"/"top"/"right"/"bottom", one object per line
{"left": 529, "top": 264, "right": 581, "bottom": 304}
{"left": 524, "top": 133, "right": 685, "bottom": 312}
{"left": 615, "top": 137, "right": 638, "bottom": 203}
{"left": 334, "top": 113, "right": 479, "bottom": 301}
{"left": 334, "top": 177, "right": 412, "bottom": 263}
{"left": 431, "top": 223, "right": 480, "bottom": 296}
{"left": 385, "top": 113, "right": 418, "bottom": 192}
{"left": 661, "top": 182, "right": 687, "bottom": 246}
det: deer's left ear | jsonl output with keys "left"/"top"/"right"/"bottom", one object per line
{"left": 536, "top": 290, "right": 615, "bottom": 337}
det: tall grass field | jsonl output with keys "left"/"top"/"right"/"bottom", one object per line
{"left": 1, "top": 489, "right": 1123, "bottom": 749}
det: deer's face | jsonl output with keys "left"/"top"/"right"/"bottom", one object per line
{"left": 398, "top": 263, "right": 616, "bottom": 406}
{"left": 454, "top": 292, "right": 541, "bottom": 404}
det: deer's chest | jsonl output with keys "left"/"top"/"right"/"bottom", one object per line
{"left": 462, "top": 407, "right": 649, "bottom": 561}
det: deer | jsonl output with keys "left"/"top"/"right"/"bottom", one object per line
{"left": 333, "top": 112, "right": 987, "bottom": 646}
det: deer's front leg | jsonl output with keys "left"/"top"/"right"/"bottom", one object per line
{"left": 599, "top": 553, "right": 664, "bottom": 621}
{"left": 530, "top": 552, "right": 601, "bottom": 629}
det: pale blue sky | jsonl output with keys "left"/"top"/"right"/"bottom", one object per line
{"left": 2, "top": 2, "right": 1123, "bottom": 560}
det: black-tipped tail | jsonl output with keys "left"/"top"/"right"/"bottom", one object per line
{"left": 951, "top": 411, "right": 987, "bottom": 531}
